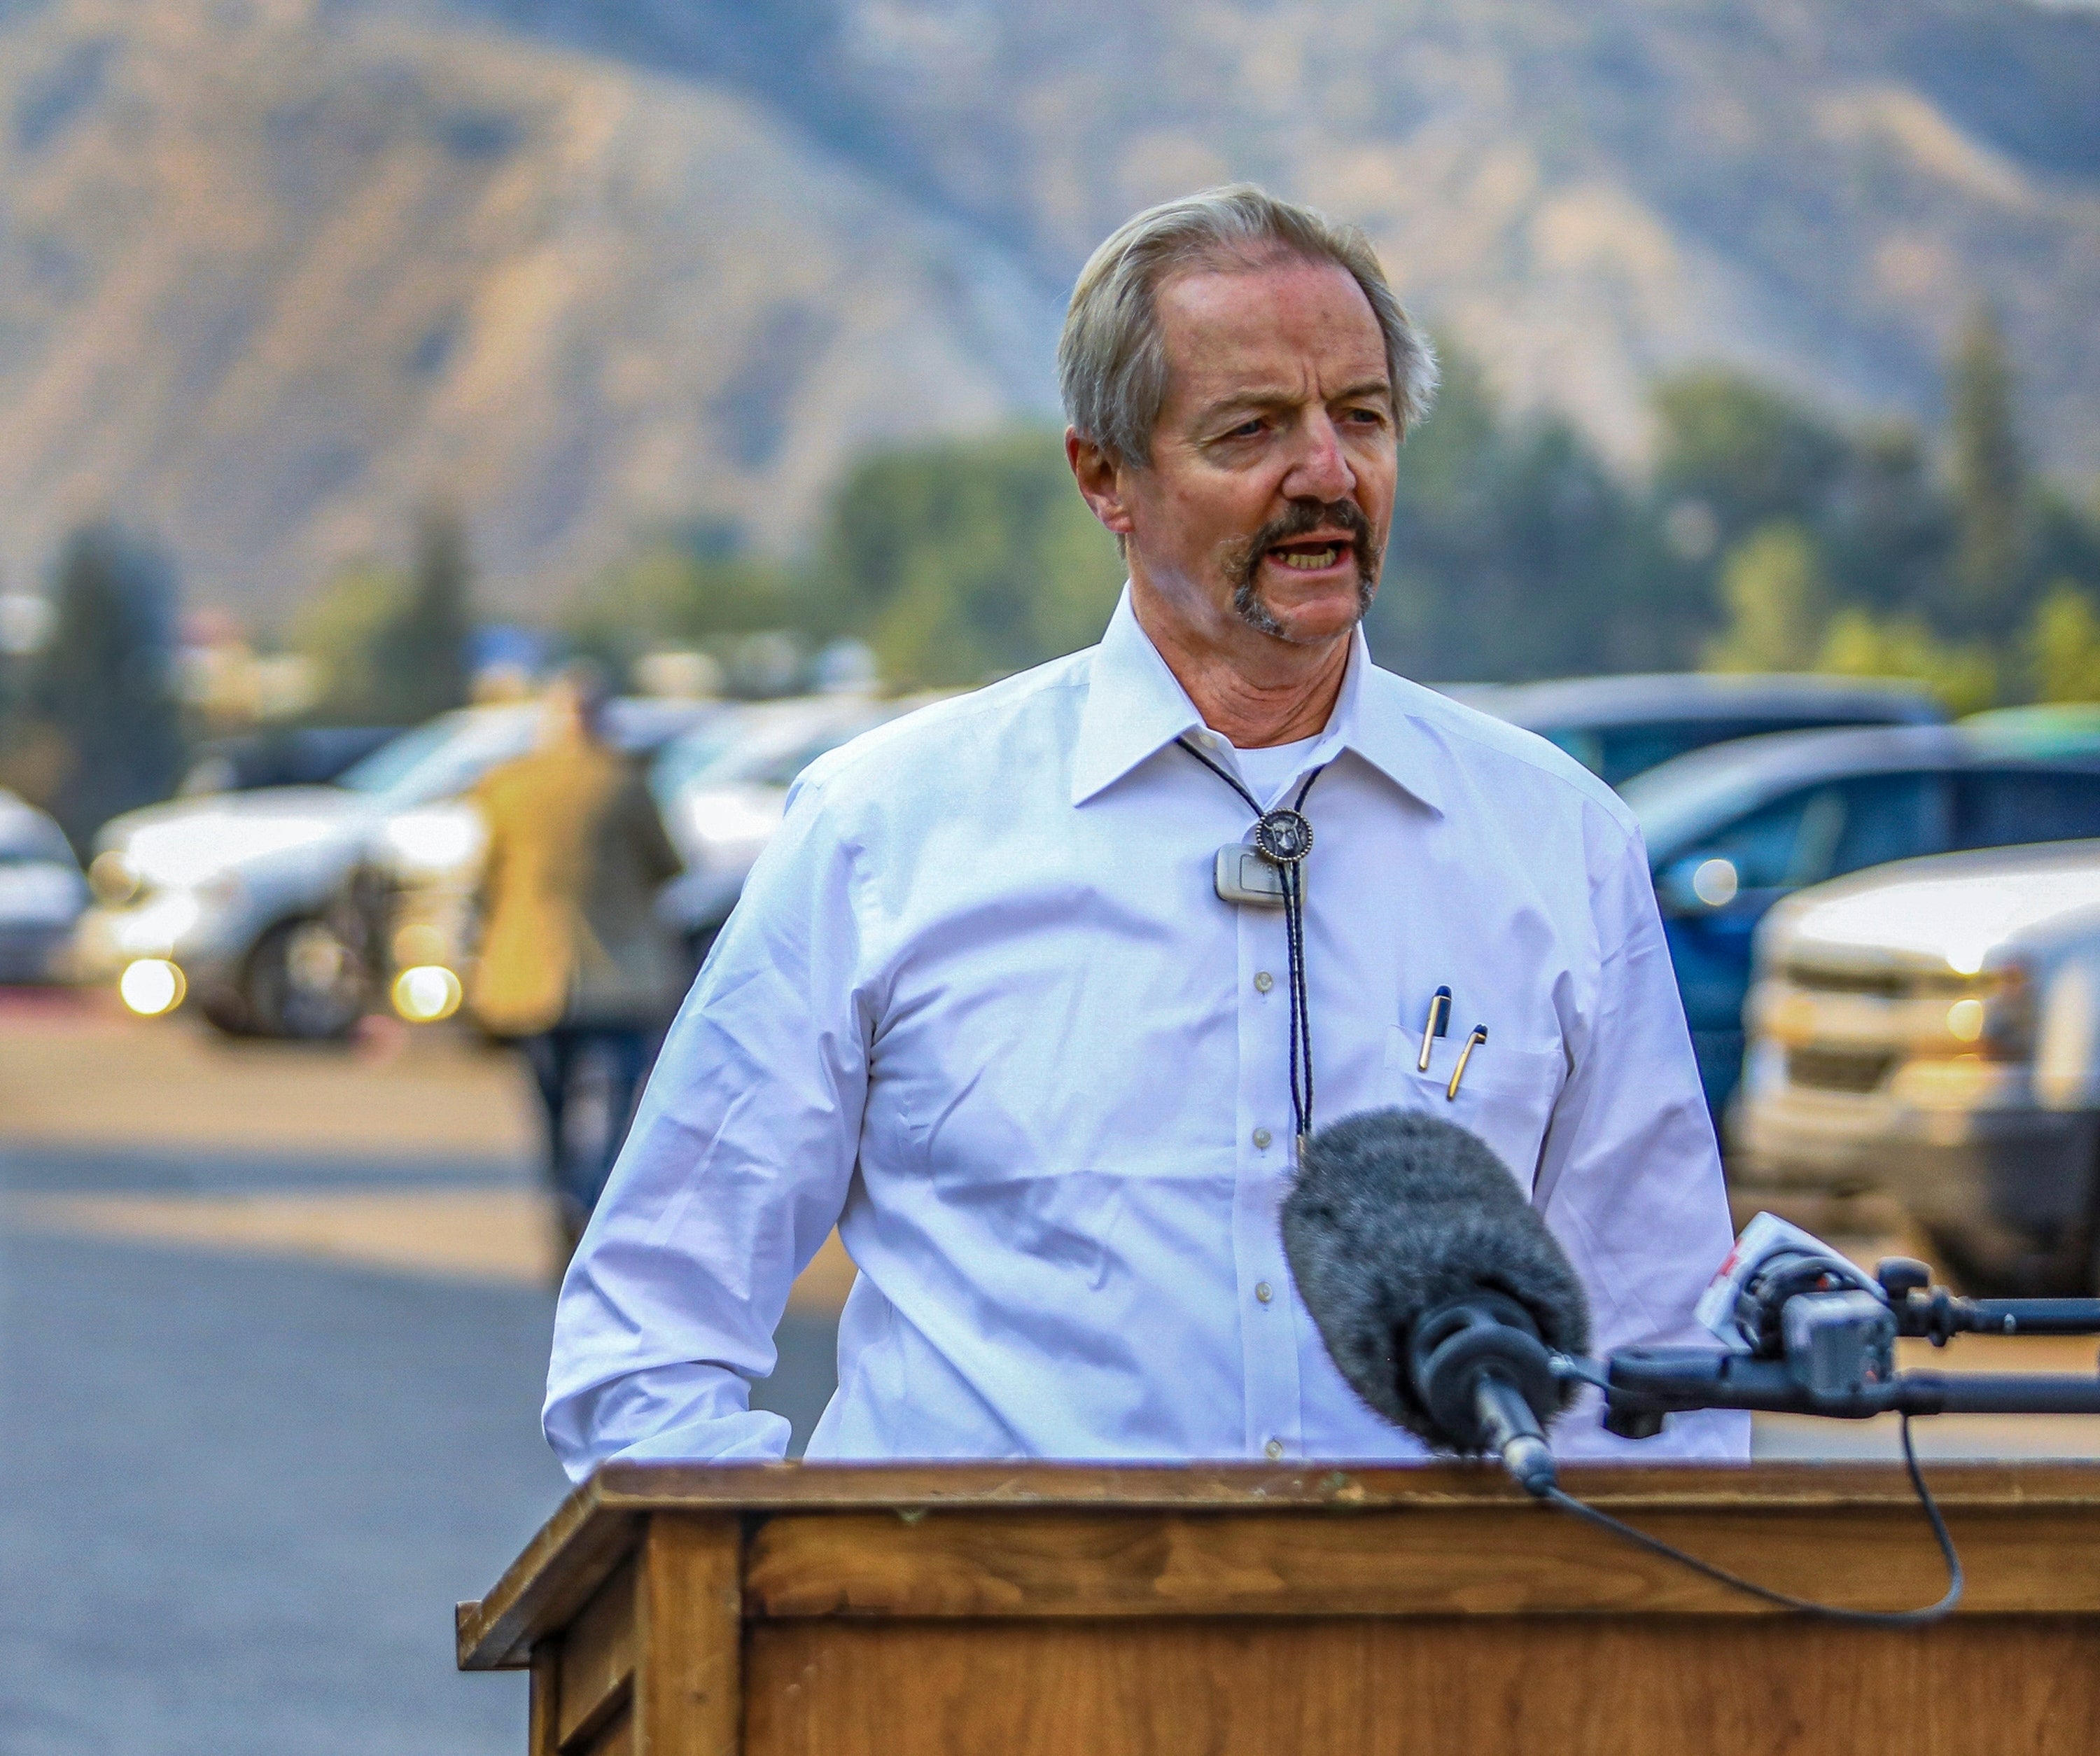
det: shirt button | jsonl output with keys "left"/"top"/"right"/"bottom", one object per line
{"left": 1256, "top": 1281, "right": 1274, "bottom": 1304}
{"left": 1265, "top": 1438, "right": 1285, "bottom": 1461}
{"left": 1253, "top": 971, "right": 1274, "bottom": 994}
{"left": 1252, "top": 1127, "right": 1272, "bottom": 1150}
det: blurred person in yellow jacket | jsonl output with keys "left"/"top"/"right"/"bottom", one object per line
{"left": 470, "top": 664, "right": 685, "bottom": 1253}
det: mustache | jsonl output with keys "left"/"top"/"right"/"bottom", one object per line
{"left": 1224, "top": 499, "right": 1381, "bottom": 639}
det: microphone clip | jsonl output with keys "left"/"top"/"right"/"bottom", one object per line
{"left": 1408, "top": 1292, "right": 1562, "bottom": 1493}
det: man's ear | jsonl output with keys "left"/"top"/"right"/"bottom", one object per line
{"left": 1065, "top": 428, "right": 1138, "bottom": 541}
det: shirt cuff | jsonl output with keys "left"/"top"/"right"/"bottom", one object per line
{"left": 545, "top": 1360, "right": 795, "bottom": 1482}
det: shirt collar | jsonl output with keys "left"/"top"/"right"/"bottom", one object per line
{"left": 1070, "top": 586, "right": 1446, "bottom": 817}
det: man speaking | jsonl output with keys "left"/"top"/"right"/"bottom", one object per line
{"left": 544, "top": 186, "right": 1748, "bottom": 1472}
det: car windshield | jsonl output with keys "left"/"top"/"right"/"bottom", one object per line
{"left": 652, "top": 703, "right": 881, "bottom": 802}
{"left": 335, "top": 709, "right": 536, "bottom": 809}
{"left": 1621, "top": 746, "right": 1795, "bottom": 865}
{"left": 651, "top": 719, "right": 755, "bottom": 800}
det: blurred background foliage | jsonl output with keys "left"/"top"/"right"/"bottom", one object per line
{"left": 0, "top": 522, "right": 186, "bottom": 851}
{"left": 294, "top": 505, "right": 474, "bottom": 726}
{"left": 548, "top": 300, "right": 2100, "bottom": 708}
{"left": 6, "top": 303, "right": 2100, "bottom": 842}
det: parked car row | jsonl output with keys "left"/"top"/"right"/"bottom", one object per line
{"left": 1624, "top": 718, "right": 2100, "bottom": 1116}
{"left": 366, "top": 690, "right": 944, "bottom": 1023}
{"left": 0, "top": 790, "right": 86, "bottom": 984}
{"left": 1456, "top": 671, "right": 1944, "bottom": 787}
{"left": 72, "top": 698, "right": 710, "bottom": 1037}
{"left": 24, "top": 664, "right": 2100, "bottom": 1295}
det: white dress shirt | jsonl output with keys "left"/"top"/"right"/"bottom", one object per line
{"left": 545, "top": 591, "right": 1751, "bottom": 1476}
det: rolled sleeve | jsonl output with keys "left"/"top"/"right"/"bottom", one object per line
{"left": 542, "top": 775, "right": 870, "bottom": 1480}
{"left": 1534, "top": 806, "right": 1751, "bottom": 1461}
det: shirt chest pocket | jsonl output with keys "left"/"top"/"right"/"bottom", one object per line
{"left": 1383, "top": 1024, "right": 1567, "bottom": 1194}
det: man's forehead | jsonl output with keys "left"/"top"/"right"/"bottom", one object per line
{"left": 1154, "top": 256, "right": 1390, "bottom": 407}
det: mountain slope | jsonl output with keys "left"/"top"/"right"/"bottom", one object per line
{"left": 438, "top": 0, "right": 2100, "bottom": 475}
{"left": 0, "top": 0, "right": 1058, "bottom": 613}
{"left": 1, "top": 0, "right": 2096, "bottom": 620}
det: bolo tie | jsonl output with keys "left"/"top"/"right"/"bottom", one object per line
{"left": 1176, "top": 736, "right": 1329, "bottom": 1158}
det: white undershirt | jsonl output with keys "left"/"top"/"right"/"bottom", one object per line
{"left": 1231, "top": 734, "right": 1324, "bottom": 804}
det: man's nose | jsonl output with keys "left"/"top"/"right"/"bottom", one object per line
{"left": 1281, "top": 411, "right": 1357, "bottom": 504}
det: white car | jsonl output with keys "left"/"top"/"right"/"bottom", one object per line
{"left": 76, "top": 699, "right": 707, "bottom": 1038}
{"left": 0, "top": 790, "right": 88, "bottom": 983}
{"left": 652, "top": 692, "right": 952, "bottom": 962}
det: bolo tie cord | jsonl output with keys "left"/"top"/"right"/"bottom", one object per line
{"left": 1175, "top": 737, "right": 1327, "bottom": 1155}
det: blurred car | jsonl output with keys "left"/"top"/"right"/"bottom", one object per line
{"left": 1736, "top": 842, "right": 2100, "bottom": 1293}
{"left": 368, "top": 699, "right": 736, "bottom": 1018}
{"left": 1623, "top": 723, "right": 2100, "bottom": 1117}
{"left": 0, "top": 790, "right": 88, "bottom": 984}
{"left": 76, "top": 698, "right": 708, "bottom": 1038}
{"left": 1462, "top": 673, "right": 1943, "bottom": 788}
{"left": 176, "top": 726, "right": 398, "bottom": 797}
{"left": 652, "top": 692, "right": 953, "bottom": 966}
{"left": 1958, "top": 703, "right": 2100, "bottom": 760}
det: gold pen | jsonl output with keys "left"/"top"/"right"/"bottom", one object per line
{"left": 1446, "top": 1025, "right": 1488, "bottom": 1099}
{"left": 1416, "top": 986, "right": 1453, "bottom": 1072}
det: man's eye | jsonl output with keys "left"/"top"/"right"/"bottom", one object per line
{"left": 1223, "top": 419, "right": 1265, "bottom": 440}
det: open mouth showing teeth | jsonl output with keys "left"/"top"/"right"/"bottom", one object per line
{"left": 1270, "top": 543, "right": 1347, "bottom": 571}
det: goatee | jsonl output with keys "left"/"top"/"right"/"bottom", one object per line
{"left": 1223, "top": 499, "right": 1380, "bottom": 639}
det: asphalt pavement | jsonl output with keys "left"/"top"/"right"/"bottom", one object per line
{"left": 0, "top": 996, "right": 839, "bottom": 1756}
{"left": 4, "top": 990, "right": 2097, "bottom": 1752}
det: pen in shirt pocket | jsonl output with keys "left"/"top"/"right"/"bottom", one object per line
{"left": 1446, "top": 1025, "right": 1488, "bottom": 1100}
{"left": 1415, "top": 985, "right": 1452, "bottom": 1072}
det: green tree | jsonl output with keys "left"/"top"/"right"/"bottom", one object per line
{"left": 295, "top": 506, "right": 474, "bottom": 723}
{"left": 2025, "top": 583, "right": 2100, "bottom": 704}
{"left": 820, "top": 429, "right": 1124, "bottom": 687}
{"left": 1, "top": 522, "right": 185, "bottom": 849}
{"left": 1651, "top": 370, "right": 1851, "bottom": 555}
{"left": 1946, "top": 303, "right": 2026, "bottom": 628}
{"left": 294, "top": 562, "right": 410, "bottom": 721}
{"left": 379, "top": 503, "right": 473, "bottom": 720}
{"left": 1816, "top": 611, "right": 1997, "bottom": 716}
{"left": 1367, "top": 342, "right": 1684, "bottom": 680}
{"left": 566, "top": 541, "right": 806, "bottom": 681}
{"left": 1703, "top": 523, "right": 1828, "bottom": 672}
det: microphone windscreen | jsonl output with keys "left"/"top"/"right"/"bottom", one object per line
{"left": 1280, "top": 1108, "right": 1591, "bottom": 1440}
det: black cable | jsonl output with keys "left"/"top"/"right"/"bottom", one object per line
{"left": 1177, "top": 739, "right": 1328, "bottom": 1147}
{"left": 1541, "top": 1414, "right": 1963, "bottom": 1626}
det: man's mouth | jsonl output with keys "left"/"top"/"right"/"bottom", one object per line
{"left": 1267, "top": 539, "right": 1352, "bottom": 573}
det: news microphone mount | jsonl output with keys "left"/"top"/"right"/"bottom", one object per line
{"left": 1875, "top": 1256, "right": 2100, "bottom": 1346}
{"left": 1572, "top": 1255, "right": 2100, "bottom": 1441}
{"left": 1526, "top": 1236, "right": 2100, "bottom": 1624}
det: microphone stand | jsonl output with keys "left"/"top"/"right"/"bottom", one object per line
{"left": 1581, "top": 1346, "right": 2100, "bottom": 1437}
{"left": 1572, "top": 1274, "right": 2100, "bottom": 1438}
{"left": 1526, "top": 1262, "right": 2100, "bottom": 1624}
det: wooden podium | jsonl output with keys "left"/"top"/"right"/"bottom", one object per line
{"left": 458, "top": 1461, "right": 2100, "bottom": 1755}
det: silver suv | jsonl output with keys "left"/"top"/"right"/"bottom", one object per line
{"left": 75, "top": 699, "right": 705, "bottom": 1038}
{"left": 1736, "top": 841, "right": 2100, "bottom": 1293}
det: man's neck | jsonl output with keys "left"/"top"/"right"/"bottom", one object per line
{"left": 1130, "top": 582, "right": 1354, "bottom": 748}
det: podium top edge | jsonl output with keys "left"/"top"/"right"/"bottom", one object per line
{"left": 456, "top": 1460, "right": 2100, "bottom": 1669}
{"left": 584, "top": 1458, "right": 2100, "bottom": 1511}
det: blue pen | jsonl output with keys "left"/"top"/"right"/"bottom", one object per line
{"left": 1416, "top": 985, "right": 1452, "bottom": 1072}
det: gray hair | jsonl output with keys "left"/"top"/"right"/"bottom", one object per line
{"left": 1058, "top": 184, "right": 1438, "bottom": 468}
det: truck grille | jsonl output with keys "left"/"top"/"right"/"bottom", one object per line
{"left": 1782, "top": 963, "right": 1910, "bottom": 998}
{"left": 1786, "top": 1047, "right": 1896, "bottom": 1094}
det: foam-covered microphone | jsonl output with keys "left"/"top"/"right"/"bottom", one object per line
{"left": 1280, "top": 1108, "right": 1590, "bottom": 1494}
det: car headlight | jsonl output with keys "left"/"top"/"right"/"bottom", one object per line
{"left": 1910, "top": 964, "right": 2030, "bottom": 1061}
{"left": 380, "top": 807, "right": 484, "bottom": 879}
{"left": 113, "top": 890, "right": 202, "bottom": 955}
{"left": 89, "top": 850, "right": 141, "bottom": 906}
